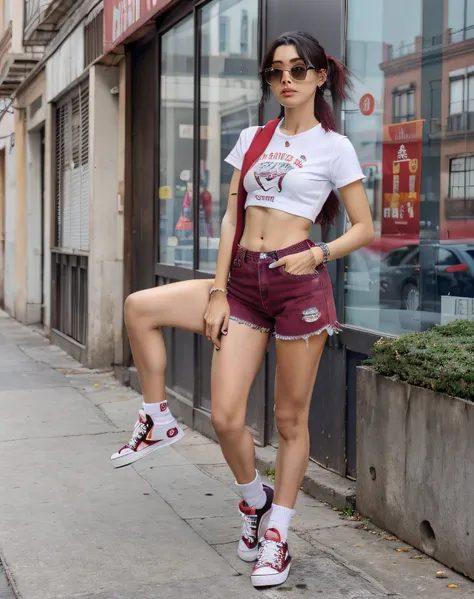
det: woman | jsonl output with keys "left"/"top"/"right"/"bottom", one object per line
{"left": 111, "top": 31, "right": 374, "bottom": 588}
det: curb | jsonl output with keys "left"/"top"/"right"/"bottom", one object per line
{"left": 254, "top": 444, "right": 356, "bottom": 510}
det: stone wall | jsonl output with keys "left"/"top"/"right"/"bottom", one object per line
{"left": 357, "top": 366, "right": 474, "bottom": 579}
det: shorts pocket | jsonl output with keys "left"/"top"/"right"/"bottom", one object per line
{"left": 278, "top": 266, "right": 320, "bottom": 281}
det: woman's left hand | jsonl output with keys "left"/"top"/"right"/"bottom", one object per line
{"left": 269, "top": 247, "right": 324, "bottom": 275}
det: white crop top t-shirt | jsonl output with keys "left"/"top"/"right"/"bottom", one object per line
{"left": 225, "top": 121, "right": 365, "bottom": 222}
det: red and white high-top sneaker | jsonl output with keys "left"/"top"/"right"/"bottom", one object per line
{"left": 110, "top": 409, "right": 184, "bottom": 468}
{"left": 237, "top": 484, "right": 273, "bottom": 562}
{"left": 251, "top": 528, "right": 292, "bottom": 587}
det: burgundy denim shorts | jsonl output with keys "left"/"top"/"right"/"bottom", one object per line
{"left": 227, "top": 239, "right": 342, "bottom": 342}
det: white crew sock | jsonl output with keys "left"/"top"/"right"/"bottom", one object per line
{"left": 143, "top": 401, "right": 173, "bottom": 424}
{"left": 267, "top": 504, "right": 296, "bottom": 542}
{"left": 236, "top": 470, "right": 267, "bottom": 509}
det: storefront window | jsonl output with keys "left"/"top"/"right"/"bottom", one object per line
{"left": 198, "top": 0, "right": 259, "bottom": 272}
{"left": 159, "top": 16, "right": 195, "bottom": 268}
{"left": 344, "top": 0, "right": 474, "bottom": 335}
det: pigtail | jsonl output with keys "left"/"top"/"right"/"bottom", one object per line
{"left": 326, "top": 55, "right": 351, "bottom": 102}
{"left": 315, "top": 88, "right": 336, "bottom": 132}
{"left": 315, "top": 56, "right": 351, "bottom": 233}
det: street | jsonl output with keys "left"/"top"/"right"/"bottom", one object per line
{"left": 0, "top": 310, "right": 472, "bottom": 599}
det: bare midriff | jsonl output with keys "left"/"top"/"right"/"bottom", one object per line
{"left": 239, "top": 206, "right": 312, "bottom": 252}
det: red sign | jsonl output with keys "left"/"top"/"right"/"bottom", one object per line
{"left": 381, "top": 120, "right": 423, "bottom": 237}
{"left": 103, "top": 0, "right": 174, "bottom": 53}
{"left": 359, "top": 93, "right": 375, "bottom": 116}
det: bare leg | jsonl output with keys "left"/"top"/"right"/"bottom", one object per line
{"left": 124, "top": 280, "right": 213, "bottom": 403}
{"left": 211, "top": 320, "right": 269, "bottom": 484}
{"left": 273, "top": 333, "right": 328, "bottom": 508}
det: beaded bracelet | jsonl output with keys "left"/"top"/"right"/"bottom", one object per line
{"left": 209, "top": 287, "right": 227, "bottom": 297}
{"left": 315, "top": 242, "right": 331, "bottom": 264}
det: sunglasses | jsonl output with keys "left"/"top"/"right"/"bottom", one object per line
{"left": 263, "top": 64, "right": 316, "bottom": 85}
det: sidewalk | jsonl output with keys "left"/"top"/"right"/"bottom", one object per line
{"left": 0, "top": 311, "right": 472, "bottom": 599}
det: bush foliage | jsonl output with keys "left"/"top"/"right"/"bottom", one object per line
{"left": 363, "top": 320, "right": 474, "bottom": 401}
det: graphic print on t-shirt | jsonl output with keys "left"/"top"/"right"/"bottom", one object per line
{"left": 253, "top": 152, "right": 307, "bottom": 194}
{"left": 254, "top": 160, "right": 294, "bottom": 192}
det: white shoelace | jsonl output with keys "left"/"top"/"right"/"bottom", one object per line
{"left": 257, "top": 539, "right": 284, "bottom": 569}
{"left": 242, "top": 514, "right": 257, "bottom": 540}
{"left": 127, "top": 419, "right": 148, "bottom": 449}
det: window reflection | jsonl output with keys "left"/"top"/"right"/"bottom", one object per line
{"left": 345, "top": 0, "right": 474, "bottom": 334}
{"left": 198, "top": 0, "right": 259, "bottom": 272}
{"left": 449, "top": 0, "right": 474, "bottom": 42}
{"left": 159, "top": 16, "right": 195, "bottom": 268}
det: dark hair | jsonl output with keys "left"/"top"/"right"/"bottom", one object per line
{"left": 259, "top": 31, "right": 351, "bottom": 230}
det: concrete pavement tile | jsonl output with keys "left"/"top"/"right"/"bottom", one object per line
{"left": 18, "top": 344, "right": 84, "bottom": 369}
{"left": 65, "top": 372, "right": 125, "bottom": 394}
{"left": 176, "top": 430, "right": 216, "bottom": 446}
{"left": 0, "top": 387, "right": 113, "bottom": 441}
{"left": 0, "top": 329, "right": 50, "bottom": 348}
{"left": 185, "top": 516, "right": 242, "bottom": 545}
{"left": 261, "top": 556, "right": 386, "bottom": 599}
{"left": 173, "top": 441, "right": 227, "bottom": 465}
{"left": 136, "top": 464, "right": 240, "bottom": 518}
{"left": 0, "top": 566, "right": 15, "bottom": 599}
{"left": 80, "top": 385, "right": 140, "bottom": 407}
{"left": 291, "top": 496, "right": 350, "bottom": 532}
{"left": 131, "top": 445, "right": 192, "bottom": 469}
{"left": 211, "top": 542, "right": 255, "bottom": 576}
{"left": 198, "top": 463, "right": 237, "bottom": 491}
{"left": 0, "top": 369, "right": 67, "bottom": 391}
{"left": 100, "top": 397, "right": 143, "bottom": 430}
{"left": 303, "top": 525, "right": 472, "bottom": 598}
{"left": 68, "top": 574, "right": 265, "bottom": 599}
{"left": 0, "top": 355, "right": 52, "bottom": 373}
{"left": 0, "top": 434, "right": 235, "bottom": 599}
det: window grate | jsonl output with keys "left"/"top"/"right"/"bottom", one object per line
{"left": 84, "top": 8, "right": 104, "bottom": 66}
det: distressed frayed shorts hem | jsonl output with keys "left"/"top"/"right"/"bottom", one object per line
{"left": 229, "top": 315, "right": 272, "bottom": 334}
{"left": 227, "top": 240, "right": 340, "bottom": 342}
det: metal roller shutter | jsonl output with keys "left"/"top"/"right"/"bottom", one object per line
{"left": 55, "top": 83, "right": 90, "bottom": 252}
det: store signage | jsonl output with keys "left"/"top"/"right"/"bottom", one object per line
{"left": 381, "top": 120, "right": 424, "bottom": 237}
{"left": 359, "top": 93, "right": 375, "bottom": 116}
{"left": 103, "top": 0, "right": 174, "bottom": 53}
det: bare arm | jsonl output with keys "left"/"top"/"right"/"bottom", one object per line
{"left": 213, "top": 168, "right": 241, "bottom": 288}
{"left": 312, "top": 180, "right": 374, "bottom": 263}
{"left": 204, "top": 168, "right": 241, "bottom": 348}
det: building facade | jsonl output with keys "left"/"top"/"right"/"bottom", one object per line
{"left": 102, "top": 0, "right": 474, "bottom": 480}
{"left": 0, "top": 0, "right": 127, "bottom": 368}
{"left": 0, "top": 0, "right": 471, "bottom": 480}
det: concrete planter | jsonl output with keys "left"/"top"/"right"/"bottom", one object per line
{"left": 357, "top": 366, "right": 474, "bottom": 579}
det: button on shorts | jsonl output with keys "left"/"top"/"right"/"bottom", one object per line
{"left": 227, "top": 239, "right": 341, "bottom": 342}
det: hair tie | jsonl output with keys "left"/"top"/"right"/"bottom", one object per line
{"left": 326, "top": 54, "right": 334, "bottom": 63}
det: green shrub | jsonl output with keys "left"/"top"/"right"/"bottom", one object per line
{"left": 363, "top": 320, "right": 474, "bottom": 401}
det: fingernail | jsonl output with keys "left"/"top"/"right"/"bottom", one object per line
{"left": 222, "top": 330, "right": 228, "bottom": 336}
{"left": 269, "top": 263, "right": 277, "bottom": 269}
